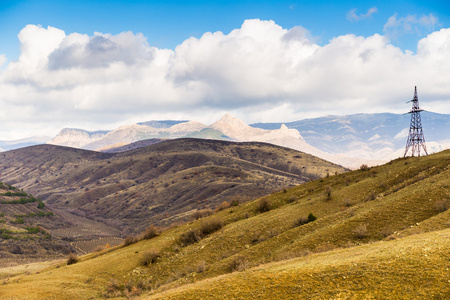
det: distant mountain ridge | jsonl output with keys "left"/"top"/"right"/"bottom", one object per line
{"left": 0, "top": 136, "right": 52, "bottom": 152}
{"left": 252, "top": 112, "right": 450, "bottom": 162}
{"left": 5, "top": 112, "right": 448, "bottom": 168}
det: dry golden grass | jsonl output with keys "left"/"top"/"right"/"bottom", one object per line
{"left": 146, "top": 229, "right": 450, "bottom": 299}
{"left": 0, "top": 150, "right": 448, "bottom": 299}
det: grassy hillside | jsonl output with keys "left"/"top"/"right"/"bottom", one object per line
{"left": 0, "top": 139, "right": 346, "bottom": 235}
{"left": 0, "top": 182, "right": 75, "bottom": 268}
{"left": 0, "top": 150, "right": 448, "bottom": 299}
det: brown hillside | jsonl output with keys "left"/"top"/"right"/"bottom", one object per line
{"left": 0, "top": 138, "right": 346, "bottom": 236}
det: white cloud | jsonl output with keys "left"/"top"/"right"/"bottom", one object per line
{"left": 347, "top": 7, "right": 378, "bottom": 22}
{"left": 0, "top": 54, "right": 6, "bottom": 68}
{"left": 0, "top": 19, "right": 450, "bottom": 140}
{"left": 384, "top": 13, "right": 438, "bottom": 40}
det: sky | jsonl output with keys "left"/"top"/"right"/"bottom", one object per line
{"left": 0, "top": 0, "right": 449, "bottom": 140}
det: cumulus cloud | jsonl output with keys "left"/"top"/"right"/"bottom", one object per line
{"left": 0, "top": 19, "right": 450, "bottom": 140}
{"left": 384, "top": 13, "right": 438, "bottom": 40}
{"left": 347, "top": 7, "right": 378, "bottom": 22}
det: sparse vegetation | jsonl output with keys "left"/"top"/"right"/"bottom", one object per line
{"left": 434, "top": 199, "right": 449, "bottom": 212}
{"left": 294, "top": 212, "right": 317, "bottom": 227}
{"left": 66, "top": 253, "right": 78, "bottom": 265}
{"left": 199, "top": 217, "right": 223, "bottom": 236}
{"left": 353, "top": 223, "right": 368, "bottom": 239}
{"left": 325, "top": 185, "right": 332, "bottom": 201}
{"left": 359, "top": 164, "right": 369, "bottom": 171}
{"left": 140, "top": 250, "right": 160, "bottom": 266}
{"left": 178, "top": 229, "right": 202, "bottom": 247}
{"left": 228, "top": 254, "right": 248, "bottom": 272}
{"left": 141, "top": 225, "right": 160, "bottom": 240}
{"left": 257, "top": 198, "right": 271, "bottom": 213}
{"left": 123, "top": 236, "right": 138, "bottom": 246}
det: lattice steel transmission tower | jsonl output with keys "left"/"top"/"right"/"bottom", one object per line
{"left": 404, "top": 86, "right": 428, "bottom": 157}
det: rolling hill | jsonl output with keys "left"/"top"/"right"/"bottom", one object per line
{"left": 0, "top": 149, "right": 448, "bottom": 299}
{"left": 0, "top": 138, "right": 345, "bottom": 237}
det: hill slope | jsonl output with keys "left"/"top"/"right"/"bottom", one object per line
{"left": 0, "top": 182, "right": 75, "bottom": 267}
{"left": 0, "top": 139, "right": 345, "bottom": 236}
{"left": 0, "top": 150, "right": 448, "bottom": 299}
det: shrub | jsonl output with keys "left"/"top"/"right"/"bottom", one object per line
{"left": 123, "top": 235, "right": 138, "bottom": 246}
{"left": 140, "top": 250, "right": 160, "bottom": 266}
{"left": 353, "top": 223, "right": 368, "bottom": 239}
{"left": 67, "top": 253, "right": 78, "bottom": 265}
{"left": 359, "top": 164, "right": 369, "bottom": 171}
{"left": 196, "top": 260, "right": 207, "bottom": 273}
{"left": 13, "top": 217, "right": 24, "bottom": 224}
{"left": 435, "top": 199, "right": 449, "bottom": 212}
{"left": 199, "top": 218, "right": 223, "bottom": 236}
{"left": 192, "top": 209, "right": 213, "bottom": 220}
{"left": 228, "top": 255, "right": 248, "bottom": 272}
{"left": 142, "top": 225, "right": 159, "bottom": 240}
{"left": 343, "top": 198, "right": 352, "bottom": 207}
{"left": 216, "top": 201, "right": 231, "bottom": 212}
{"left": 37, "top": 201, "right": 45, "bottom": 209}
{"left": 257, "top": 198, "right": 271, "bottom": 213}
{"left": 364, "top": 192, "right": 376, "bottom": 202}
{"left": 287, "top": 196, "right": 297, "bottom": 203}
{"left": 294, "top": 217, "right": 309, "bottom": 227}
{"left": 178, "top": 229, "right": 202, "bottom": 247}
{"left": 325, "top": 185, "right": 332, "bottom": 201}
{"left": 293, "top": 213, "right": 317, "bottom": 227}
{"left": 307, "top": 213, "right": 317, "bottom": 222}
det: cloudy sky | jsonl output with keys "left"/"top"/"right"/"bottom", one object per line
{"left": 0, "top": 0, "right": 449, "bottom": 140}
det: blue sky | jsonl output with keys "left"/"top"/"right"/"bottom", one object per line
{"left": 1, "top": 0, "right": 448, "bottom": 62}
{"left": 0, "top": 0, "right": 449, "bottom": 140}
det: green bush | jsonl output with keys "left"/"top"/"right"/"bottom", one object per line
{"left": 307, "top": 213, "right": 317, "bottom": 222}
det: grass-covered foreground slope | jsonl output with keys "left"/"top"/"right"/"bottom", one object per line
{"left": 0, "top": 150, "right": 449, "bottom": 299}
{"left": 149, "top": 229, "right": 449, "bottom": 299}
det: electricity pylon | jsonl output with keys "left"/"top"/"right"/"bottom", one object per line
{"left": 404, "top": 86, "right": 428, "bottom": 157}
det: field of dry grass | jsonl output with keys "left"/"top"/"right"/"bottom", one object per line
{"left": 0, "top": 149, "right": 448, "bottom": 299}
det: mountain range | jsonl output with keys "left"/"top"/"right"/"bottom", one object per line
{"left": 2, "top": 112, "right": 449, "bottom": 169}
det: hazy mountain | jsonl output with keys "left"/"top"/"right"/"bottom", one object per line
{"left": 0, "top": 136, "right": 52, "bottom": 151}
{"left": 48, "top": 128, "right": 109, "bottom": 149}
{"left": 43, "top": 112, "right": 449, "bottom": 169}
{"left": 252, "top": 112, "right": 450, "bottom": 161}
